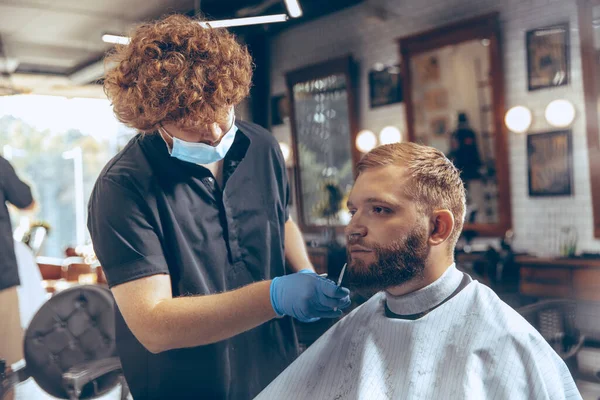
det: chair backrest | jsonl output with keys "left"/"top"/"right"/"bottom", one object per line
{"left": 61, "top": 257, "right": 92, "bottom": 282}
{"left": 23, "top": 285, "right": 120, "bottom": 399}
{"left": 38, "top": 262, "right": 62, "bottom": 280}
{"left": 517, "top": 299, "right": 582, "bottom": 359}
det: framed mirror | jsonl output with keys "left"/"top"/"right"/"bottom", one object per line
{"left": 285, "top": 56, "right": 360, "bottom": 233}
{"left": 399, "top": 13, "right": 512, "bottom": 236}
{"left": 577, "top": 0, "right": 600, "bottom": 238}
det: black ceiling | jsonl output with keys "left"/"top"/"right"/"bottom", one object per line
{"left": 192, "top": 0, "right": 364, "bottom": 35}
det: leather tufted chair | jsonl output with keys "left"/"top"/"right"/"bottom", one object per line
{"left": 0, "top": 285, "right": 129, "bottom": 400}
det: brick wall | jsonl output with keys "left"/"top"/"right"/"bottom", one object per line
{"left": 269, "top": 0, "right": 600, "bottom": 256}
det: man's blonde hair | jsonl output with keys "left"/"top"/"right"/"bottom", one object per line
{"left": 357, "top": 142, "right": 466, "bottom": 250}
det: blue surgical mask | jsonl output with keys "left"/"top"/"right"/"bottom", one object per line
{"left": 160, "top": 117, "right": 238, "bottom": 165}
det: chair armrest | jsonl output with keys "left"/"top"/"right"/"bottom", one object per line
{"left": 562, "top": 335, "right": 586, "bottom": 360}
{"left": 62, "top": 357, "right": 122, "bottom": 398}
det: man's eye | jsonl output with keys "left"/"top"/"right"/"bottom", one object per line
{"left": 373, "top": 207, "right": 390, "bottom": 215}
{"left": 348, "top": 210, "right": 356, "bottom": 217}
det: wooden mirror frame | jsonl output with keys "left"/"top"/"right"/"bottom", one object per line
{"left": 577, "top": 0, "right": 600, "bottom": 238}
{"left": 398, "top": 12, "right": 512, "bottom": 237}
{"left": 285, "top": 56, "right": 361, "bottom": 233}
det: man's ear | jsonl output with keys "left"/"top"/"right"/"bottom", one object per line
{"left": 428, "top": 210, "right": 455, "bottom": 246}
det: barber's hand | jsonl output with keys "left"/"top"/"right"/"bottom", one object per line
{"left": 270, "top": 269, "right": 351, "bottom": 323}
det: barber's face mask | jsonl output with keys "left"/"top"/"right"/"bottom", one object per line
{"left": 160, "top": 115, "right": 238, "bottom": 165}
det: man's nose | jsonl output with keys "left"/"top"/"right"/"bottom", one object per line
{"left": 208, "top": 123, "right": 223, "bottom": 141}
{"left": 345, "top": 219, "right": 367, "bottom": 243}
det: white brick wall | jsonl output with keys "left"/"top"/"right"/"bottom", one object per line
{"left": 270, "top": 0, "right": 600, "bottom": 255}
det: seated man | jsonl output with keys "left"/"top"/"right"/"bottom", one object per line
{"left": 256, "top": 142, "right": 581, "bottom": 400}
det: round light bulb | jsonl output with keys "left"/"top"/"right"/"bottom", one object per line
{"left": 356, "top": 130, "right": 377, "bottom": 153}
{"left": 279, "top": 142, "right": 291, "bottom": 163}
{"left": 379, "top": 126, "right": 402, "bottom": 145}
{"left": 504, "top": 106, "right": 532, "bottom": 133}
{"left": 545, "top": 99, "right": 575, "bottom": 128}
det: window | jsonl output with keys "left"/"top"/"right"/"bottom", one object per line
{"left": 0, "top": 95, "right": 136, "bottom": 257}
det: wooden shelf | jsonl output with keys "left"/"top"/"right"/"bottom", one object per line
{"left": 516, "top": 256, "right": 600, "bottom": 301}
{"left": 515, "top": 256, "right": 600, "bottom": 269}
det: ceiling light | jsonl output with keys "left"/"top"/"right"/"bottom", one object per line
{"left": 0, "top": 57, "right": 19, "bottom": 74}
{"left": 545, "top": 99, "right": 576, "bottom": 128}
{"left": 504, "top": 106, "right": 532, "bottom": 134}
{"left": 199, "top": 14, "right": 288, "bottom": 28}
{"left": 283, "top": 0, "right": 303, "bottom": 18}
{"left": 356, "top": 130, "right": 377, "bottom": 153}
{"left": 379, "top": 126, "right": 402, "bottom": 144}
{"left": 102, "top": 34, "right": 130, "bottom": 45}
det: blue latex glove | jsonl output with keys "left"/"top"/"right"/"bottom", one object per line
{"left": 270, "top": 269, "right": 351, "bottom": 323}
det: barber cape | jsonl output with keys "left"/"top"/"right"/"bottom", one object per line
{"left": 256, "top": 265, "right": 581, "bottom": 400}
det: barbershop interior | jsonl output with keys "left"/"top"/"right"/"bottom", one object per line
{"left": 1, "top": 0, "right": 600, "bottom": 399}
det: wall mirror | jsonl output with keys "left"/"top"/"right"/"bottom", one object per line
{"left": 577, "top": 0, "right": 600, "bottom": 238}
{"left": 399, "top": 13, "right": 512, "bottom": 236}
{"left": 285, "top": 56, "right": 360, "bottom": 233}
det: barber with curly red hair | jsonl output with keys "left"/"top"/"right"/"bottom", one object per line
{"left": 87, "top": 14, "right": 350, "bottom": 400}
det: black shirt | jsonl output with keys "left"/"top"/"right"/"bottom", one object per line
{"left": 448, "top": 126, "right": 482, "bottom": 181}
{"left": 87, "top": 121, "right": 298, "bottom": 400}
{"left": 0, "top": 156, "right": 33, "bottom": 291}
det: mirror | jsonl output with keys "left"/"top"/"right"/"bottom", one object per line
{"left": 410, "top": 41, "right": 498, "bottom": 223}
{"left": 577, "top": 0, "right": 600, "bottom": 238}
{"left": 286, "top": 56, "right": 360, "bottom": 233}
{"left": 399, "top": 13, "right": 512, "bottom": 236}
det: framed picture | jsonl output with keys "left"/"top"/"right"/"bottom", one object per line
{"left": 526, "top": 23, "right": 570, "bottom": 91}
{"left": 423, "top": 88, "right": 448, "bottom": 111}
{"left": 430, "top": 116, "right": 449, "bottom": 136}
{"left": 527, "top": 130, "right": 573, "bottom": 196}
{"left": 414, "top": 55, "right": 440, "bottom": 84}
{"left": 368, "top": 65, "right": 403, "bottom": 108}
{"left": 271, "top": 94, "right": 289, "bottom": 126}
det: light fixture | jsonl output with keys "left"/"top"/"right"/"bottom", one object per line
{"left": 102, "top": 14, "right": 289, "bottom": 45}
{"left": 379, "top": 126, "right": 402, "bottom": 145}
{"left": 279, "top": 142, "right": 291, "bottom": 163}
{"left": 283, "top": 0, "right": 303, "bottom": 18}
{"left": 504, "top": 106, "right": 532, "bottom": 133}
{"left": 356, "top": 130, "right": 377, "bottom": 153}
{"left": 102, "top": 34, "right": 130, "bottom": 45}
{"left": 545, "top": 99, "right": 576, "bottom": 128}
{"left": 199, "top": 14, "right": 289, "bottom": 28}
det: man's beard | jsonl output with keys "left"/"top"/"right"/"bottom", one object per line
{"left": 345, "top": 227, "right": 430, "bottom": 292}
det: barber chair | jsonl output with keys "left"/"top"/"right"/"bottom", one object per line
{"left": 0, "top": 285, "right": 129, "bottom": 400}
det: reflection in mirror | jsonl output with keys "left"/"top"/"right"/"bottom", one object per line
{"left": 579, "top": 0, "right": 600, "bottom": 237}
{"left": 410, "top": 39, "right": 498, "bottom": 224}
{"left": 593, "top": 6, "right": 600, "bottom": 133}
{"left": 291, "top": 74, "right": 354, "bottom": 226}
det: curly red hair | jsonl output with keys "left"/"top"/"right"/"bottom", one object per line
{"left": 104, "top": 14, "right": 253, "bottom": 132}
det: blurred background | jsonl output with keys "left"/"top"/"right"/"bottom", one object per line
{"left": 1, "top": 0, "right": 600, "bottom": 398}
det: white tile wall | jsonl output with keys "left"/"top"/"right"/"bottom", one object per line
{"left": 270, "top": 0, "right": 600, "bottom": 256}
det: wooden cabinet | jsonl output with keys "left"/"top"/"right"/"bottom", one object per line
{"left": 517, "top": 256, "right": 600, "bottom": 301}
